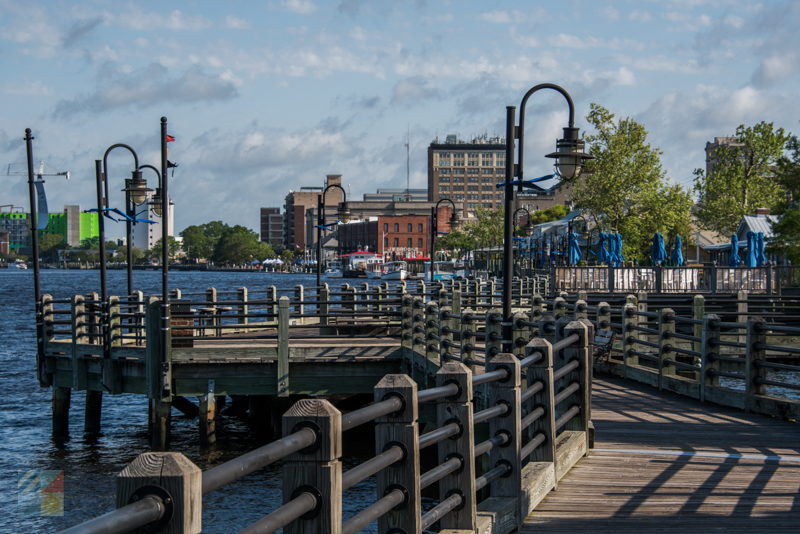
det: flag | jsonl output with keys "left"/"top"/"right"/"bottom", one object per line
{"left": 165, "top": 134, "right": 176, "bottom": 142}
{"left": 167, "top": 160, "right": 178, "bottom": 168}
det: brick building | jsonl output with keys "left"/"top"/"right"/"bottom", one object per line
{"left": 338, "top": 209, "right": 454, "bottom": 259}
{"left": 283, "top": 174, "right": 343, "bottom": 251}
{"left": 260, "top": 207, "right": 283, "bottom": 248}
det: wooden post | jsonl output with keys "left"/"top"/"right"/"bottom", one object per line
{"left": 692, "top": 295, "right": 705, "bottom": 360}
{"left": 278, "top": 296, "right": 290, "bottom": 397}
{"left": 425, "top": 302, "right": 441, "bottom": 372}
{"left": 487, "top": 353, "right": 523, "bottom": 522}
{"left": 461, "top": 307, "right": 477, "bottom": 371}
{"left": 488, "top": 278, "right": 497, "bottom": 307}
{"left": 452, "top": 281, "right": 462, "bottom": 317}
{"left": 374, "top": 375, "right": 421, "bottom": 534}
{"left": 361, "top": 281, "right": 370, "bottom": 313}
{"left": 524, "top": 339, "right": 557, "bottom": 475}
{"left": 435, "top": 362, "right": 477, "bottom": 531}
{"left": 294, "top": 285, "right": 304, "bottom": 326}
{"left": 553, "top": 296, "right": 566, "bottom": 320}
{"left": 117, "top": 452, "right": 202, "bottom": 534}
{"left": 485, "top": 307, "right": 503, "bottom": 359}
{"left": 237, "top": 287, "right": 249, "bottom": 328}
{"left": 40, "top": 293, "right": 54, "bottom": 386}
{"left": 574, "top": 299, "right": 588, "bottom": 320}
{"left": 512, "top": 312, "right": 531, "bottom": 358}
{"left": 563, "top": 320, "right": 591, "bottom": 451}
{"left": 347, "top": 284, "right": 357, "bottom": 319}
{"left": 658, "top": 308, "right": 676, "bottom": 389}
{"left": 531, "top": 294, "right": 544, "bottom": 333}
{"left": 699, "top": 314, "right": 720, "bottom": 402}
{"left": 268, "top": 285, "right": 278, "bottom": 325}
{"left": 623, "top": 303, "right": 638, "bottom": 369}
{"left": 319, "top": 283, "right": 329, "bottom": 327}
{"left": 745, "top": 317, "right": 767, "bottom": 413}
{"left": 102, "top": 295, "right": 124, "bottom": 395}
{"left": 737, "top": 290, "right": 748, "bottom": 347}
{"left": 440, "top": 305, "right": 454, "bottom": 363}
{"left": 401, "top": 294, "right": 413, "bottom": 362}
{"left": 71, "top": 294, "right": 88, "bottom": 390}
{"left": 380, "top": 282, "right": 390, "bottom": 315}
{"left": 417, "top": 280, "right": 426, "bottom": 300}
{"left": 597, "top": 301, "right": 611, "bottom": 331}
{"left": 199, "top": 379, "right": 216, "bottom": 448}
{"left": 52, "top": 386, "right": 71, "bottom": 444}
{"left": 282, "top": 399, "right": 342, "bottom": 534}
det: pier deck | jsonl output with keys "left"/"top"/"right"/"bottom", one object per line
{"left": 523, "top": 375, "right": 800, "bottom": 533}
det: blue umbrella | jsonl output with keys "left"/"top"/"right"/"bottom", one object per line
{"left": 756, "top": 232, "right": 767, "bottom": 266}
{"left": 728, "top": 234, "right": 740, "bottom": 266}
{"left": 568, "top": 233, "right": 582, "bottom": 265}
{"left": 651, "top": 232, "right": 667, "bottom": 265}
{"left": 616, "top": 233, "right": 625, "bottom": 266}
{"left": 608, "top": 233, "right": 624, "bottom": 266}
{"left": 597, "top": 232, "right": 608, "bottom": 263}
{"left": 745, "top": 231, "right": 757, "bottom": 267}
{"left": 671, "top": 235, "right": 684, "bottom": 266}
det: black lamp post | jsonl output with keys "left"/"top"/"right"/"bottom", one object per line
{"left": 315, "top": 184, "right": 349, "bottom": 289}
{"left": 96, "top": 144, "right": 149, "bottom": 307}
{"left": 503, "top": 84, "right": 592, "bottom": 351}
{"left": 513, "top": 207, "right": 532, "bottom": 236}
{"left": 430, "top": 198, "right": 459, "bottom": 282}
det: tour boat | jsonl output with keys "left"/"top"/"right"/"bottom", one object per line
{"left": 365, "top": 261, "right": 385, "bottom": 279}
{"left": 381, "top": 261, "right": 408, "bottom": 281}
{"left": 324, "top": 260, "right": 343, "bottom": 278}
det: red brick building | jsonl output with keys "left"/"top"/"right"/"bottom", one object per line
{"left": 338, "top": 209, "right": 453, "bottom": 260}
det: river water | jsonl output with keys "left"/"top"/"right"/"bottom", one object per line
{"left": 0, "top": 268, "right": 378, "bottom": 534}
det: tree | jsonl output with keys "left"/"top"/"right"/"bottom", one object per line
{"left": 180, "top": 224, "right": 214, "bottom": 261}
{"left": 694, "top": 121, "right": 790, "bottom": 236}
{"left": 39, "top": 233, "right": 64, "bottom": 262}
{"left": 147, "top": 237, "right": 181, "bottom": 264}
{"left": 768, "top": 136, "right": 800, "bottom": 263}
{"left": 213, "top": 225, "right": 267, "bottom": 265}
{"left": 569, "top": 103, "right": 693, "bottom": 262}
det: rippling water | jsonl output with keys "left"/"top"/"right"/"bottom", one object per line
{"left": 0, "top": 269, "right": 377, "bottom": 533}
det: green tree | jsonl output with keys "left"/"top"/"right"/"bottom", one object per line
{"left": 693, "top": 121, "right": 790, "bottom": 236}
{"left": 212, "top": 225, "right": 265, "bottom": 265}
{"left": 39, "top": 233, "right": 64, "bottom": 262}
{"left": 569, "top": 103, "right": 693, "bottom": 262}
{"left": 768, "top": 136, "right": 800, "bottom": 263}
{"left": 147, "top": 237, "right": 181, "bottom": 264}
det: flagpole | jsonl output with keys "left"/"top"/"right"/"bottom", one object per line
{"left": 25, "top": 129, "right": 47, "bottom": 384}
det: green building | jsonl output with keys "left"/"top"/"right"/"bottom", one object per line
{"left": 0, "top": 206, "right": 99, "bottom": 252}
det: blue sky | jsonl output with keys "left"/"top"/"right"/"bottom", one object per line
{"left": 1, "top": 0, "right": 798, "bottom": 237}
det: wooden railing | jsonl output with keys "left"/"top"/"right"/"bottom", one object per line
{"left": 58, "top": 319, "right": 593, "bottom": 534}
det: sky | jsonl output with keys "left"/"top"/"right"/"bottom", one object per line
{"left": 1, "top": 0, "right": 799, "bottom": 238}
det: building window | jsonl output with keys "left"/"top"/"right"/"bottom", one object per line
{"left": 383, "top": 223, "right": 388, "bottom": 232}
{"left": 440, "top": 176, "right": 450, "bottom": 183}
{"left": 440, "top": 168, "right": 451, "bottom": 175}
{"left": 481, "top": 169, "right": 493, "bottom": 175}
{"left": 453, "top": 168, "right": 465, "bottom": 175}
{"left": 452, "top": 177, "right": 464, "bottom": 183}
{"left": 394, "top": 223, "right": 399, "bottom": 232}
{"left": 407, "top": 238, "right": 413, "bottom": 247}
{"left": 440, "top": 186, "right": 449, "bottom": 193}
{"left": 417, "top": 223, "right": 423, "bottom": 233}
{"left": 418, "top": 238, "right": 423, "bottom": 248}
{"left": 393, "top": 238, "right": 399, "bottom": 247}
{"left": 468, "top": 185, "right": 479, "bottom": 191}
{"left": 384, "top": 236, "right": 388, "bottom": 248}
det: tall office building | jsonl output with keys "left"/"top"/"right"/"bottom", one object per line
{"left": 132, "top": 194, "right": 175, "bottom": 251}
{"left": 427, "top": 134, "right": 506, "bottom": 215}
{"left": 260, "top": 207, "right": 283, "bottom": 247}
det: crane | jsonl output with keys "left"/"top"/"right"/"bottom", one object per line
{"left": 6, "top": 161, "right": 70, "bottom": 181}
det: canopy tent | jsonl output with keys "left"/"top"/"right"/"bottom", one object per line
{"left": 651, "top": 232, "right": 667, "bottom": 265}
{"left": 671, "top": 235, "right": 684, "bottom": 266}
{"left": 728, "top": 235, "right": 740, "bottom": 267}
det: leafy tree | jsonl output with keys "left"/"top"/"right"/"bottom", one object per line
{"left": 39, "top": 233, "right": 64, "bottom": 262}
{"left": 80, "top": 236, "right": 101, "bottom": 249}
{"left": 147, "top": 237, "right": 181, "bottom": 264}
{"left": 213, "top": 225, "right": 266, "bottom": 265}
{"left": 435, "top": 229, "right": 476, "bottom": 254}
{"left": 528, "top": 205, "right": 570, "bottom": 226}
{"left": 280, "top": 249, "right": 294, "bottom": 267}
{"left": 768, "top": 136, "right": 800, "bottom": 263}
{"left": 693, "top": 121, "right": 790, "bottom": 235}
{"left": 180, "top": 224, "right": 214, "bottom": 261}
{"left": 569, "top": 103, "right": 693, "bottom": 262}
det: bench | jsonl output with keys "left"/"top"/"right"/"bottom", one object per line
{"left": 592, "top": 328, "right": 615, "bottom": 361}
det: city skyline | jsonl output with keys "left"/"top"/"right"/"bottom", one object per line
{"left": 1, "top": 0, "right": 798, "bottom": 238}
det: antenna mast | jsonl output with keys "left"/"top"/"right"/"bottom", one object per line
{"left": 405, "top": 127, "right": 410, "bottom": 201}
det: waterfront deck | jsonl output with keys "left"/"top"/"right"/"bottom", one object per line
{"left": 523, "top": 375, "right": 800, "bottom": 533}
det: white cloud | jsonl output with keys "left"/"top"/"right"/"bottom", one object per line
{"left": 224, "top": 15, "right": 250, "bottom": 30}
{"left": 111, "top": 8, "right": 211, "bottom": 31}
{"left": 282, "top": 0, "right": 317, "bottom": 15}
{"left": 751, "top": 51, "right": 800, "bottom": 86}
{"left": 549, "top": 34, "right": 646, "bottom": 51}
{"left": 481, "top": 10, "right": 513, "bottom": 24}
{"left": 1, "top": 80, "right": 53, "bottom": 96}
{"left": 601, "top": 6, "right": 619, "bottom": 20}
{"left": 629, "top": 10, "right": 652, "bottom": 23}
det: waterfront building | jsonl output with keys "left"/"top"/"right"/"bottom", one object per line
{"left": 131, "top": 195, "right": 174, "bottom": 251}
{"left": 260, "top": 207, "right": 283, "bottom": 248}
{"left": 427, "top": 134, "right": 506, "bottom": 215}
{"left": 283, "top": 174, "right": 343, "bottom": 252}
{"left": 44, "top": 205, "right": 100, "bottom": 247}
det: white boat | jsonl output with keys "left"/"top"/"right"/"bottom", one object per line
{"left": 10, "top": 259, "right": 27, "bottom": 270}
{"left": 324, "top": 260, "right": 343, "bottom": 278}
{"left": 365, "top": 261, "right": 385, "bottom": 279}
{"left": 381, "top": 261, "right": 408, "bottom": 281}
{"left": 425, "top": 260, "right": 466, "bottom": 281}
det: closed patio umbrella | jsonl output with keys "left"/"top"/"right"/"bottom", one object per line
{"left": 568, "top": 233, "right": 582, "bottom": 265}
{"left": 651, "top": 232, "right": 667, "bottom": 265}
{"left": 745, "top": 231, "right": 757, "bottom": 267}
{"left": 728, "top": 235, "right": 740, "bottom": 267}
{"left": 756, "top": 232, "right": 767, "bottom": 266}
{"left": 671, "top": 235, "right": 684, "bottom": 266}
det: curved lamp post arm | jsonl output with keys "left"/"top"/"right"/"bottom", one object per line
{"left": 138, "top": 164, "right": 162, "bottom": 188}
{"left": 517, "top": 83, "right": 575, "bottom": 189}
{"left": 102, "top": 143, "right": 140, "bottom": 207}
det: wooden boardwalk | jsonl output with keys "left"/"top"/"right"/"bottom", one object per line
{"left": 523, "top": 376, "right": 800, "bottom": 533}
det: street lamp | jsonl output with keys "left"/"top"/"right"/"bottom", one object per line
{"left": 503, "top": 83, "right": 592, "bottom": 351}
{"left": 513, "top": 207, "right": 533, "bottom": 236}
{"left": 315, "top": 183, "right": 349, "bottom": 289}
{"left": 430, "top": 198, "right": 459, "bottom": 282}
{"left": 96, "top": 143, "right": 147, "bottom": 307}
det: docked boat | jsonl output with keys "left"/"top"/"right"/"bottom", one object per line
{"left": 365, "top": 261, "right": 385, "bottom": 279}
{"left": 10, "top": 259, "right": 27, "bottom": 269}
{"left": 341, "top": 251, "right": 381, "bottom": 278}
{"left": 425, "top": 260, "right": 466, "bottom": 281}
{"left": 324, "top": 260, "right": 343, "bottom": 278}
{"left": 381, "top": 261, "right": 408, "bottom": 280}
